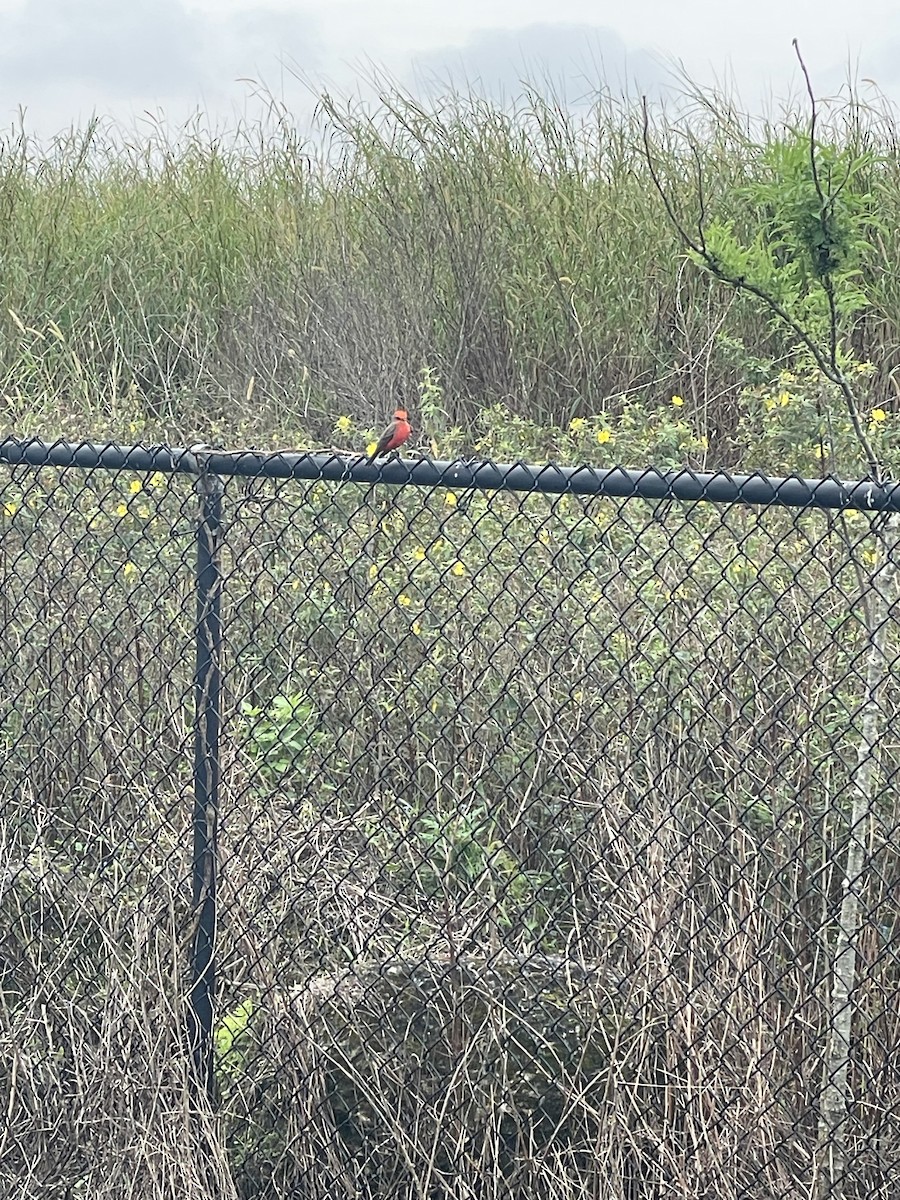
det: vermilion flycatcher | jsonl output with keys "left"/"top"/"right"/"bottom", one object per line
{"left": 367, "top": 408, "right": 411, "bottom": 462}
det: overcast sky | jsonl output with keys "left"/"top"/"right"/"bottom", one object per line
{"left": 1, "top": 0, "right": 898, "bottom": 139}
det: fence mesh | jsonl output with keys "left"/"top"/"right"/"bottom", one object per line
{"left": 1, "top": 446, "right": 899, "bottom": 1200}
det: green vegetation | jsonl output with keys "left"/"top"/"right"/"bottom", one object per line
{"left": 0, "top": 81, "right": 895, "bottom": 466}
{"left": 2, "top": 75, "right": 900, "bottom": 1200}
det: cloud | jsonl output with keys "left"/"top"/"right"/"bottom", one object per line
{"left": 200, "top": 7, "right": 320, "bottom": 90}
{"left": 410, "top": 23, "right": 670, "bottom": 103}
{"left": 0, "top": 0, "right": 203, "bottom": 95}
{"left": 0, "top": 0, "right": 319, "bottom": 100}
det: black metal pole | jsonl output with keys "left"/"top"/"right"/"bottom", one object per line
{"left": 1, "top": 437, "right": 899, "bottom": 512}
{"left": 188, "top": 462, "right": 224, "bottom": 1102}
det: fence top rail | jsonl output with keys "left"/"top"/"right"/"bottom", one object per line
{"left": 0, "top": 437, "right": 896, "bottom": 512}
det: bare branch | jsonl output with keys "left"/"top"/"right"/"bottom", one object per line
{"left": 640, "top": 98, "right": 705, "bottom": 260}
{"left": 691, "top": 141, "right": 709, "bottom": 254}
{"left": 793, "top": 40, "right": 825, "bottom": 207}
{"left": 641, "top": 75, "right": 882, "bottom": 482}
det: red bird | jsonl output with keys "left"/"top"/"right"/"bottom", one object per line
{"left": 367, "top": 407, "right": 411, "bottom": 463}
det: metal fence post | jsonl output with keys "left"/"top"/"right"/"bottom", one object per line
{"left": 188, "top": 456, "right": 224, "bottom": 1102}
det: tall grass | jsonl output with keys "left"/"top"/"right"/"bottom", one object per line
{"left": 3, "top": 463, "right": 900, "bottom": 1197}
{"left": 0, "top": 80, "right": 897, "bottom": 459}
{"left": 4, "top": 76, "right": 900, "bottom": 1200}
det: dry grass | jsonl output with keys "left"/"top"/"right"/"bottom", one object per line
{"left": 0, "top": 79, "right": 896, "bottom": 454}
{"left": 3, "top": 464, "right": 898, "bottom": 1197}
{"left": 1, "top": 73, "right": 900, "bottom": 1198}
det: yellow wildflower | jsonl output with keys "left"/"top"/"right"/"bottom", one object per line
{"left": 778, "top": 391, "right": 791, "bottom": 407}
{"left": 596, "top": 429, "right": 614, "bottom": 445}
{"left": 871, "top": 408, "right": 887, "bottom": 423}
{"left": 671, "top": 395, "right": 685, "bottom": 407}
{"left": 412, "top": 620, "right": 422, "bottom": 636}
{"left": 444, "top": 492, "right": 458, "bottom": 507}
{"left": 149, "top": 472, "right": 166, "bottom": 488}
{"left": 450, "top": 561, "right": 466, "bottom": 578}
{"left": 128, "top": 479, "right": 143, "bottom": 494}
{"left": 115, "top": 502, "right": 128, "bottom": 517}
{"left": 397, "top": 593, "right": 412, "bottom": 608}
{"left": 123, "top": 562, "right": 137, "bottom": 580}
{"left": 569, "top": 417, "right": 586, "bottom": 432}
{"left": 2, "top": 502, "right": 17, "bottom": 517}
{"left": 412, "top": 547, "right": 427, "bottom": 562}
{"left": 335, "top": 415, "right": 352, "bottom": 434}
{"left": 368, "top": 564, "right": 379, "bottom": 580}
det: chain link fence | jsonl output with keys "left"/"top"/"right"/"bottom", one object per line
{"left": 1, "top": 439, "right": 899, "bottom": 1200}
